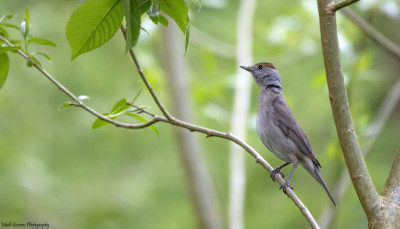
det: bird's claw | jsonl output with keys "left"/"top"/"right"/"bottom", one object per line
{"left": 270, "top": 168, "right": 285, "bottom": 182}
{"left": 279, "top": 182, "right": 294, "bottom": 194}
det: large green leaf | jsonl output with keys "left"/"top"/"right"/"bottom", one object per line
{"left": 66, "top": 0, "right": 124, "bottom": 60}
{"left": 159, "top": 0, "right": 189, "bottom": 33}
{"left": 122, "top": 0, "right": 141, "bottom": 49}
{"left": 0, "top": 53, "right": 9, "bottom": 89}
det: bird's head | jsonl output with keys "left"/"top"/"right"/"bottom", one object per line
{"left": 240, "top": 62, "right": 282, "bottom": 90}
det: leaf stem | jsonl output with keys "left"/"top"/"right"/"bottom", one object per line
{"left": 120, "top": 26, "right": 173, "bottom": 121}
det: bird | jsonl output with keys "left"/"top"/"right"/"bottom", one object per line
{"left": 240, "top": 62, "right": 336, "bottom": 206}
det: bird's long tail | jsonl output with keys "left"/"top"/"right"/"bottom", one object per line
{"left": 311, "top": 167, "right": 336, "bottom": 207}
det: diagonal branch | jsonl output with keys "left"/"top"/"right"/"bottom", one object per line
{"left": 1, "top": 33, "right": 320, "bottom": 228}
{"left": 0, "top": 35, "right": 164, "bottom": 130}
{"left": 383, "top": 145, "right": 400, "bottom": 200}
{"left": 327, "top": 0, "right": 360, "bottom": 13}
{"left": 120, "top": 26, "right": 173, "bottom": 121}
{"left": 319, "top": 75, "right": 400, "bottom": 228}
{"left": 341, "top": 8, "right": 400, "bottom": 60}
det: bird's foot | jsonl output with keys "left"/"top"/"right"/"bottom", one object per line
{"left": 270, "top": 168, "right": 285, "bottom": 182}
{"left": 279, "top": 181, "right": 294, "bottom": 194}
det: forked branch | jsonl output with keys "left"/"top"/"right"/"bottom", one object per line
{"left": 0, "top": 33, "right": 320, "bottom": 229}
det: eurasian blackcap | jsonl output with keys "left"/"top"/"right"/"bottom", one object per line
{"left": 240, "top": 62, "right": 336, "bottom": 206}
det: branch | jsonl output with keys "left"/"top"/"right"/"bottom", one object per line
{"left": 126, "top": 103, "right": 156, "bottom": 117}
{"left": 120, "top": 26, "right": 173, "bottom": 121}
{"left": 383, "top": 145, "right": 400, "bottom": 200}
{"left": 326, "top": 0, "right": 360, "bottom": 13}
{"left": 1, "top": 33, "right": 320, "bottom": 228}
{"left": 318, "top": 9, "right": 400, "bottom": 226}
{"left": 191, "top": 26, "right": 235, "bottom": 59}
{"left": 319, "top": 75, "right": 400, "bottom": 228}
{"left": 341, "top": 8, "right": 400, "bottom": 60}
{"left": 0, "top": 35, "right": 165, "bottom": 130}
{"left": 317, "top": 0, "right": 379, "bottom": 217}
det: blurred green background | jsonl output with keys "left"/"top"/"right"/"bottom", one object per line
{"left": 1, "top": 0, "right": 399, "bottom": 228}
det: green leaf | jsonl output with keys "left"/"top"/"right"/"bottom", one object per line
{"left": 0, "top": 14, "right": 15, "bottom": 22}
{"left": 9, "top": 39, "right": 22, "bottom": 45}
{"left": 28, "top": 38, "right": 57, "bottom": 47}
{"left": 110, "top": 98, "right": 130, "bottom": 114}
{"left": 123, "top": 0, "right": 141, "bottom": 49}
{"left": 0, "top": 46, "right": 21, "bottom": 53}
{"left": 58, "top": 102, "right": 71, "bottom": 111}
{"left": 0, "top": 26, "right": 9, "bottom": 39}
{"left": 0, "top": 22, "right": 20, "bottom": 30}
{"left": 30, "top": 56, "right": 42, "bottom": 67}
{"left": 147, "top": 2, "right": 160, "bottom": 24}
{"left": 131, "top": 85, "right": 142, "bottom": 103}
{"left": 23, "top": 8, "right": 30, "bottom": 27}
{"left": 139, "top": 0, "right": 152, "bottom": 14}
{"left": 92, "top": 113, "right": 112, "bottom": 129}
{"left": 159, "top": 0, "right": 189, "bottom": 33}
{"left": 66, "top": 0, "right": 124, "bottom": 60}
{"left": 0, "top": 53, "right": 9, "bottom": 89}
{"left": 158, "top": 14, "right": 168, "bottom": 27}
{"left": 127, "top": 113, "right": 159, "bottom": 136}
{"left": 32, "top": 52, "right": 52, "bottom": 62}
{"left": 147, "top": 10, "right": 159, "bottom": 24}
{"left": 184, "top": 24, "right": 190, "bottom": 55}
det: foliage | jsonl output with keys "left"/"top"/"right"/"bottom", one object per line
{"left": 0, "top": 9, "right": 56, "bottom": 88}
{"left": 0, "top": 1, "right": 399, "bottom": 229}
{"left": 66, "top": 0, "right": 189, "bottom": 60}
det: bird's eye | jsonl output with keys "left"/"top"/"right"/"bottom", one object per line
{"left": 258, "top": 65, "right": 263, "bottom": 69}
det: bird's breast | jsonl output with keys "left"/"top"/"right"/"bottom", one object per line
{"left": 256, "top": 107, "right": 295, "bottom": 163}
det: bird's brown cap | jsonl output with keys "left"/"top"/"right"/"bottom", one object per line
{"left": 254, "top": 62, "right": 277, "bottom": 70}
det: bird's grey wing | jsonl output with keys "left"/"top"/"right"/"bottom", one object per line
{"left": 272, "top": 98, "right": 321, "bottom": 168}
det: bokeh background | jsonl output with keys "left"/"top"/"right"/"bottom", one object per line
{"left": 1, "top": 0, "right": 399, "bottom": 228}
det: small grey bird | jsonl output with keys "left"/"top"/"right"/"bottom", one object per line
{"left": 240, "top": 62, "right": 336, "bottom": 206}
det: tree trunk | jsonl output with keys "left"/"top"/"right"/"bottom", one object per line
{"left": 162, "top": 19, "right": 223, "bottom": 229}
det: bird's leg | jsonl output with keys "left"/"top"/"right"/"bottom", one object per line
{"left": 279, "top": 164, "right": 298, "bottom": 194}
{"left": 270, "top": 162, "right": 290, "bottom": 182}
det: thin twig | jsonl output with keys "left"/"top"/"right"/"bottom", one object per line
{"left": 126, "top": 103, "right": 156, "bottom": 117}
{"left": 341, "top": 8, "right": 400, "bottom": 60}
{"left": 1, "top": 33, "right": 319, "bottom": 228}
{"left": 329, "top": 0, "right": 360, "bottom": 12}
{"left": 0, "top": 35, "right": 164, "bottom": 130}
{"left": 383, "top": 145, "right": 400, "bottom": 199}
{"left": 120, "top": 26, "right": 173, "bottom": 121}
{"left": 0, "top": 35, "right": 77, "bottom": 101}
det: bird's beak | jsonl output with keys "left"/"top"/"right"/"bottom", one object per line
{"left": 240, "top": 65, "right": 253, "bottom": 72}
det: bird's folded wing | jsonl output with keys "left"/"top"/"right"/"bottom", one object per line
{"left": 272, "top": 98, "right": 321, "bottom": 168}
